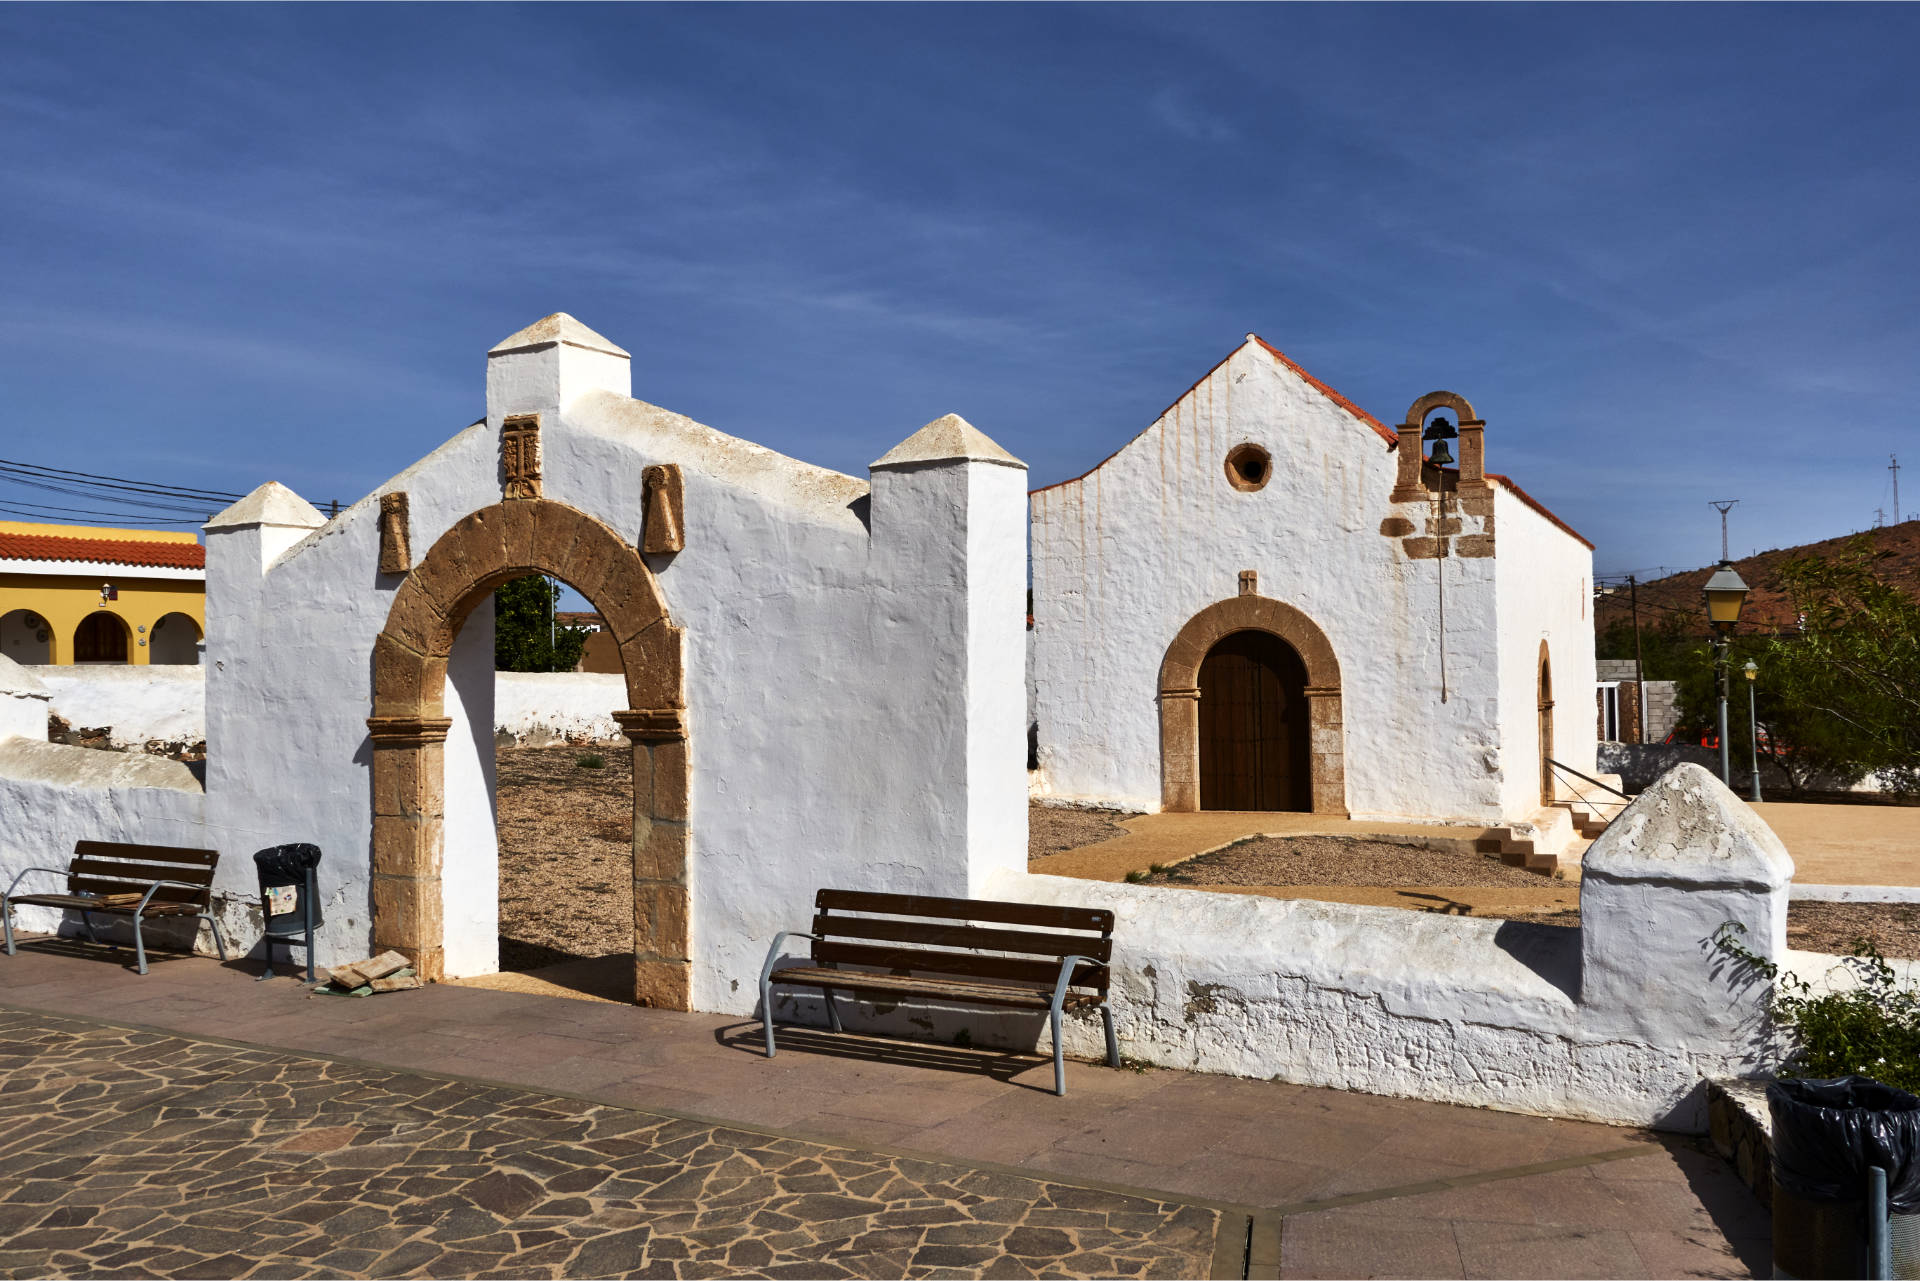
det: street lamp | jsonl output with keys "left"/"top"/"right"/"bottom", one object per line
{"left": 1702, "top": 560, "right": 1750, "bottom": 787}
{"left": 1743, "top": 660, "right": 1762, "bottom": 803}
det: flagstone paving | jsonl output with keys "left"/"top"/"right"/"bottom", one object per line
{"left": 0, "top": 1011, "right": 1217, "bottom": 1280}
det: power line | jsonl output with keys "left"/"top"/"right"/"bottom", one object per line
{"left": 0, "top": 498, "right": 220, "bottom": 526}
{"left": 0, "top": 457, "right": 245, "bottom": 504}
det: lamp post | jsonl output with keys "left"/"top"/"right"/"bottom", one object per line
{"left": 1743, "top": 660, "right": 1762, "bottom": 803}
{"left": 1702, "top": 560, "right": 1750, "bottom": 788}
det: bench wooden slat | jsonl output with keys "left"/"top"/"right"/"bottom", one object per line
{"left": 73, "top": 841, "right": 217, "bottom": 868}
{"left": 769, "top": 966, "right": 1102, "bottom": 1011}
{"left": 811, "top": 940, "right": 1109, "bottom": 992}
{"left": 811, "top": 912, "right": 1112, "bottom": 962}
{"left": 10, "top": 893, "right": 203, "bottom": 917}
{"left": 68, "top": 882, "right": 207, "bottom": 906}
{"left": 816, "top": 890, "right": 1112, "bottom": 934}
{"left": 69, "top": 859, "right": 215, "bottom": 886}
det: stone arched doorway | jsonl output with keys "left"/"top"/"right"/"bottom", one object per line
{"left": 367, "top": 498, "right": 690, "bottom": 1009}
{"left": 1160, "top": 597, "right": 1345, "bottom": 815}
{"left": 1538, "top": 641, "right": 1555, "bottom": 805}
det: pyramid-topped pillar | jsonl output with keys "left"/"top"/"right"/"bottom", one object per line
{"left": 486, "top": 312, "right": 631, "bottom": 423}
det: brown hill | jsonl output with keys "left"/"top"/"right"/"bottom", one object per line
{"left": 1595, "top": 519, "right": 1920, "bottom": 637}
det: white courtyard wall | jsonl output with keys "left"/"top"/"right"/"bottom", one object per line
{"left": 1030, "top": 342, "right": 1508, "bottom": 823}
{"left": 190, "top": 326, "right": 1025, "bottom": 1012}
{"left": 768, "top": 768, "right": 1790, "bottom": 1132}
{"left": 0, "top": 738, "right": 213, "bottom": 943}
{"left": 441, "top": 609, "right": 498, "bottom": 979}
{"left": 493, "top": 672, "right": 627, "bottom": 745}
{"left": 1492, "top": 486, "right": 1599, "bottom": 820}
{"left": 30, "top": 664, "right": 204, "bottom": 750}
{"left": 21, "top": 665, "right": 634, "bottom": 750}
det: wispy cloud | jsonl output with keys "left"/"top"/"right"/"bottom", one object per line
{"left": 1148, "top": 85, "right": 1237, "bottom": 143}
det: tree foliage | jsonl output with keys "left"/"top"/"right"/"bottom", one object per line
{"left": 1600, "top": 536, "right": 1920, "bottom": 797}
{"left": 493, "top": 575, "right": 588, "bottom": 673}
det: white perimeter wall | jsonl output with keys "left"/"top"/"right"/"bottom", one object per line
{"left": 1031, "top": 341, "right": 1511, "bottom": 823}
{"left": 23, "top": 666, "right": 634, "bottom": 750}
{"left": 31, "top": 665, "right": 205, "bottom": 750}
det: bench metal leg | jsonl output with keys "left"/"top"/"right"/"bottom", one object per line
{"left": 823, "top": 988, "right": 844, "bottom": 1034}
{"left": 1051, "top": 1006, "right": 1067, "bottom": 1097}
{"left": 761, "top": 972, "right": 778, "bottom": 1059}
{"left": 1100, "top": 1004, "right": 1120, "bottom": 1068}
{"left": 202, "top": 914, "right": 228, "bottom": 962}
{"left": 2, "top": 898, "right": 13, "bottom": 957}
{"left": 77, "top": 910, "right": 101, "bottom": 946}
{"left": 131, "top": 916, "right": 149, "bottom": 976}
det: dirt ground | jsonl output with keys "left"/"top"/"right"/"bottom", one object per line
{"left": 1029, "top": 802, "right": 1140, "bottom": 863}
{"left": 1502, "top": 901, "right": 1920, "bottom": 958}
{"left": 494, "top": 745, "right": 632, "bottom": 970}
{"left": 1140, "top": 834, "right": 1548, "bottom": 888}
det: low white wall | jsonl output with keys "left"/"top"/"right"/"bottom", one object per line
{"left": 764, "top": 765, "right": 1790, "bottom": 1132}
{"left": 0, "top": 737, "right": 238, "bottom": 950}
{"left": 29, "top": 665, "right": 205, "bottom": 750}
{"left": 22, "top": 665, "right": 635, "bottom": 752}
{"left": 492, "top": 671, "right": 626, "bottom": 746}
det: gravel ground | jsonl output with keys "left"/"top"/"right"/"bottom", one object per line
{"left": 495, "top": 745, "right": 633, "bottom": 970}
{"left": 1141, "top": 834, "right": 1549, "bottom": 888}
{"left": 1030, "top": 802, "right": 1140, "bottom": 863}
{"left": 1465, "top": 900, "right": 1920, "bottom": 960}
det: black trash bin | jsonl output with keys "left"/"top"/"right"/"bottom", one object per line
{"left": 1770, "top": 1077, "right": 1920, "bottom": 1279}
{"left": 253, "top": 844, "right": 322, "bottom": 982}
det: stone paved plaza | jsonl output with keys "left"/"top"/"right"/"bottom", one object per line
{"left": 0, "top": 1011, "right": 1216, "bottom": 1279}
{"left": 0, "top": 945, "right": 1772, "bottom": 1278}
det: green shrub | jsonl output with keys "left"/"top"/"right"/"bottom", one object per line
{"left": 576, "top": 753, "right": 606, "bottom": 770}
{"left": 1717, "top": 922, "right": 1920, "bottom": 1091}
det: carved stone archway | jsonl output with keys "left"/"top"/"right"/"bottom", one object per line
{"left": 366, "top": 498, "right": 690, "bottom": 1009}
{"left": 1159, "top": 597, "right": 1345, "bottom": 815}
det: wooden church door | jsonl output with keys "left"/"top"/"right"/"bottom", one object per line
{"left": 1198, "top": 630, "right": 1311, "bottom": 811}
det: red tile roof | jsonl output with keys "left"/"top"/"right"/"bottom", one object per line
{"left": 1030, "top": 335, "right": 1591, "bottom": 549}
{"left": 0, "top": 532, "right": 206, "bottom": 570}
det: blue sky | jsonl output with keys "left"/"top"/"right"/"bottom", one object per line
{"left": 4, "top": 4, "right": 1917, "bottom": 576}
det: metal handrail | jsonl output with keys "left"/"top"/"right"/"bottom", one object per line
{"left": 1547, "top": 758, "right": 1632, "bottom": 804}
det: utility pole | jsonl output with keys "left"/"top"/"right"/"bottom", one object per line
{"left": 1629, "top": 574, "right": 1647, "bottom": 744}
{"left": 1892, "top": 455, "right": 1902, "bottom": 524}
{"left": 1710, "top": 499, "right": 1739, "bottom": 559}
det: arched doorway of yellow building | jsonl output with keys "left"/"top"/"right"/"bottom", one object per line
{"left": 73, "top": 612, "right": 130, "bottom": 664}
{"left": 149, "top": 613, "right": 202, "bottom": 665}
{"left": 1, "top": 609, "right": 52, "bottom": 664}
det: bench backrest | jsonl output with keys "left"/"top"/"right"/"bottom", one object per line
{"left": 811, "top": 890, "right": 1115, "bottom": 997}
{"left": 69, "top": 841, "right": 218, "bottom": 910}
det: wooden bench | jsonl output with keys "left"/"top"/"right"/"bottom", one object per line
{"left": 3, "top": 841, "right": 228, "bottom": 975}
{"left": 758, "top": 889, "right": 1119, "bottom": 1096}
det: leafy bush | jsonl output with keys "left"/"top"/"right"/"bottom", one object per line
{"left": 1717, "top": 922, "right": 1920, "bottom": 1091}
{"left": 576, "top": 753, "right": 606, "bottom": 770}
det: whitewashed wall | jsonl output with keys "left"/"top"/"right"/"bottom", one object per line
{"left": 23, "top": 665, "right": 635, "bottom": 749}
{"left": 193, "top": 317, "right": 1028, "bottom": 1004}
{"left": 31, "top": 665, "right": 204, "bottom": 750}
{"left": 773, "top": 766, "right": 1791, "bottom": 1132}
{"left": 1492, "top": 485, "right": 1598, "bottom": 819}
{"left": 1031, "top": 340, "right": 1521, "bottom": 822}
{"left": 493, "top": 672, "right": 626, "bottom": 745}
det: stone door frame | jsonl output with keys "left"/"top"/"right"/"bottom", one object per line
{"left": 366, "top": 498, "right": 692, "bottom": 1009}
{"left": 1158, "top": 596, "right": 1345, "bottom": 815}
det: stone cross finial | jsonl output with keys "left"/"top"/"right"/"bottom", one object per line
{"left": 501, "top": 414, "right": 542, "bottom": 500}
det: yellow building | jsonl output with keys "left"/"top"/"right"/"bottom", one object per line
{"left": 0, "top": 521, "right": 206, "bottom": 665}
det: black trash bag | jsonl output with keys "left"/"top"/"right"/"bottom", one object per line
{"left": 253, "top": 844, "right": 323, "bottom": 929}
{"left": 1769, "top": 1077, "right": 1920, "bottom": 1213}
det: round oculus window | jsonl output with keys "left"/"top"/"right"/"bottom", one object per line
{"left": 1224, "top": 444, "right": 1272, "bottom": 492}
